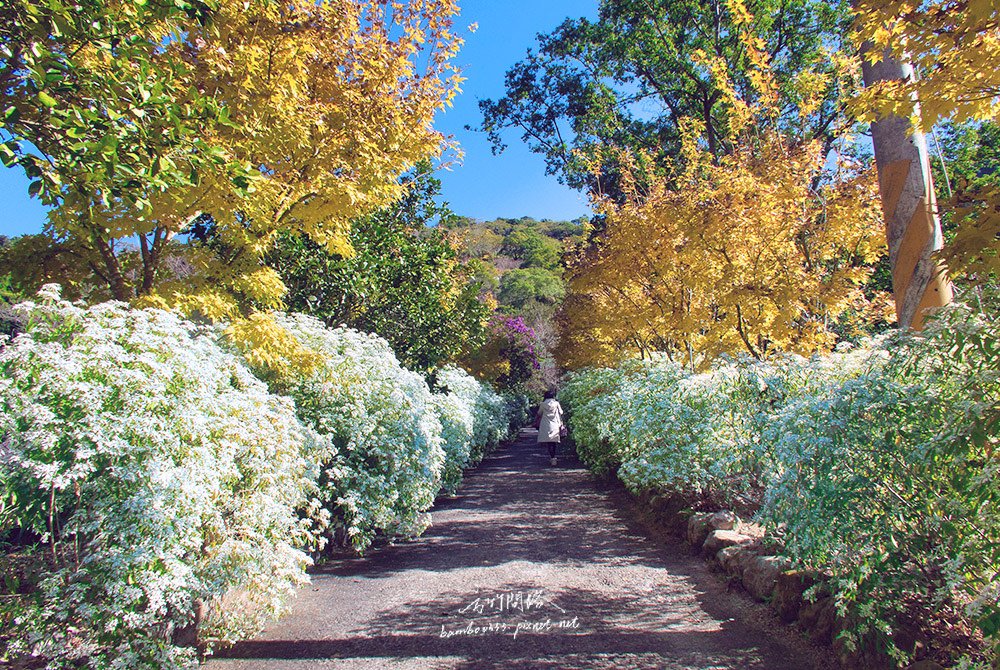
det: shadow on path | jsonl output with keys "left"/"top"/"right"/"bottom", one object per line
{"left": 317, "top": 438, "right": 665, "bottom": 578}
{"left": 208, "top": 430, "right": 833, "bottom": 670}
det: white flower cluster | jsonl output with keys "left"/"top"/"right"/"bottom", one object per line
{"left": 0, "top": 290, "right": 511, "bottom": 668}
{"left": 432, "top": 365, "right": 510, "bottom": 494}
{"left": 562, "top": 308, "right": 1000, "bottom": 656}
{"left": 0, "top": 288, "right": 317, "bottom": 668}
{"left": 228, "top": 314, "right": 510, "bottom": 551}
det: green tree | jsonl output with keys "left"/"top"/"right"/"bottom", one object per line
{"left": 537, "top": 217, "right": 587, "bottom": 242}
{"left": 0, "top": 0, "right": 245, "bottom": 303}
{"left": 0, "top": 233, "right": 105, "bottom": 302}
{"left": 501, "top": 228, "right": 563, "bottom": 270}
{"left": 458, "top": 226, "right": 504, "bottom": 261}
{"left": 0, "top": 236, "right": 25, "bottom": 339}
{"left": 478, "top": 0, "right": 850, "bottom": 197}
{"left": 933, "top": 122, "right": 1000, "bottom": 196}
{"left": 265, "top": 165, "right": 488, "bottom": 372}
{"left": 1, "top": 0, "right": 463, "bottom": 314}
{"left": 0, "top": 0, "right": 226, "bottom": 209}
{"left": 933, "top": 121, "right": 1000, "bottom": 296}
{"left": 498, "top": 267, "right": 566, "bottom": 310}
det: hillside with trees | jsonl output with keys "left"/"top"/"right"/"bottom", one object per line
{"left": 445, "top": 215, "right": 584, "bottom": 394}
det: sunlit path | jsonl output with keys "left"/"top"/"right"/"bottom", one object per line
{"left": 206, "top": 429, "right": 831, "bottom": 670}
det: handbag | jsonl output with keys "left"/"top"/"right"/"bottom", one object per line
{"left": 559, "top": 424, "right": 568, "bottom": 438}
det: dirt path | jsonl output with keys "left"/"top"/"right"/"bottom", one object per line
{"left": 207, "top": 430, "right": 834, "bottom": 670}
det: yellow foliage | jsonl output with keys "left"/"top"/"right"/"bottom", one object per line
{"left": 558, "top": 9, "right": 889, "bottom": 370}
{"left": 224, "top": 313, "right": 323, "bottom": 384}
{"left": 464, "top": 356, "right": 511, "bottom": 387}
{"left": 231, "top": 267, "right": 288, "bottom": 311}
{"left": 46, "top": 0, "right": 464, "bottom": 317}
{"left": 185, "top": 0, "right": 462, "bottom": 236}
{"left": 481, "top": 292, "right": 499, "bottom": 314}
{"left": 138, "top": 243, "right": 287, "bottom": 320}
{"left": 558, "top": 140, "right": 887, "bottom": 370}
{"left": 852, "top": 0, "right": 1000, "bottom": 131}
{"left": 852, "top": 1, "right": 1000, "bottom": 282}
{"left": 167, "top": 291, "right": 243, "bottom": 323}
{"left": 944, "top": 181, "right": 1000, "bottom": 278}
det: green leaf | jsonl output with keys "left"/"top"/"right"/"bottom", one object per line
{"left": 23, "top": 159, "right": 42, "bottom": 179}
{"left": 979, "top": 609, "right": 1000, "bottom": 638}
{"left": 98, "top": 135, "right": 119, "bottom": 155}
{"left": 37, "top": 91, "right": 58, "bottom": 108}
{"left": 0, "top": 143, "right": 17, "bottom": 167}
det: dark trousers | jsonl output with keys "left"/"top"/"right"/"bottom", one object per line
{"left": 541, "top": 441, "right": 558, "bottom": 458}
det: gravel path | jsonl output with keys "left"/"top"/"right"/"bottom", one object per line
{"left": 206, "top": 430, "right": 834, "bottom": 670}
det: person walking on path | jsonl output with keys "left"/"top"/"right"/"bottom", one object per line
{"left": 535, "top": 389, "right": 565, "bottom": 466}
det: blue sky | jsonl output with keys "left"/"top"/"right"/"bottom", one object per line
{"left": 0, "top": 0, "right": 597, "bottom": 238}
{"left": 436, "top": 0, "right": 597, "bottom": 222}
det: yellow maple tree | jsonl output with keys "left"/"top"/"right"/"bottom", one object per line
{"left": 558, "top": 137, "right": 888, "bottom": 369}
{"left": 33, "top": 0, "right": 463, "bottom": 318}
{"left": 557, "top": 1, "right": 890, "bottom": 370}
{"left": 852, "top": 0, "right": 999, "bottom": 132}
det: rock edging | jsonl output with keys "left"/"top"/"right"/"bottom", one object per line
{"left": 635, "top": 490, "right": 947, "bottom": 670}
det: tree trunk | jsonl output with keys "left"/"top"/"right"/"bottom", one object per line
{"left": 138, "top": 228, "right": 166, "bottom": 296}
{"left": 94, "top": 237, "right": 130, "bottom": 302}
{"left": 82, "top": 207, "right": 129, "bottom": 301}
{"left": 860, "top": 44, "right": 952, "bottom": 330}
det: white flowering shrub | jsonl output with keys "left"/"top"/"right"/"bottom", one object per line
{"left": 562, "top": 354, "right": 784, "bottom": 496}
{"left": 562, "top": 303, "right": 1000, "bottom": 661}
{"left": 431, "top": 367, "right": 478, "bottom": 494}
{"left": 501, "top": 390, "right": 533, "bottom": 434}
{"left": 759, "top": 306, "right": 999, "bottom": 661}
{"left": 251, "top": 313, "right": 447, "bottom": 552}
{"left": 562, "top": 345, "right": 878, "bottom": 505}
{"left": 431, "top": 391, "right": 474, "bottom": 495}
{"left": 559, "top": 363, "right": 642, "bottom": 475}
{"left": 469, "top": 382, "right": 510, "bottom": 462}
{"left": 0, "top": 288, "right": 514, "bottom": 668}
{"left": 0, "top": 288, "right": 318, "bottom": 669}
{"left": 431, "top": 366, "right": 511, "bottom": 494}
{"left": 616, "top": 361, "right": 728, "bottom": 499}
{"left": 234, "top": 318, "right": 512, "bottom": 549}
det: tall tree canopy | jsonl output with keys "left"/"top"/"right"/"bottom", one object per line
{"left": 852, "top": 0, "right": 999, "bottom": 132}
{"left": 0, "top": 0, "right": 226, "bottom": 210}
{"left": 1, "top": 0, "right": 463, "bottom": 317}
{"left": 852, "top": 0, "right": 1000, "bottom": 282}
{"left": 556, "top": 5, "right": 889, "bottom": 369}
{"left": 556, "top": 137, "right": 887, "bottom": 369}
{"left": 478, "top": 0, "right": 851, "bottom": 197}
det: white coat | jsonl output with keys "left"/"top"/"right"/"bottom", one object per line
{"left": 536, "top": 398, "right": 564, "bottom": 443}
